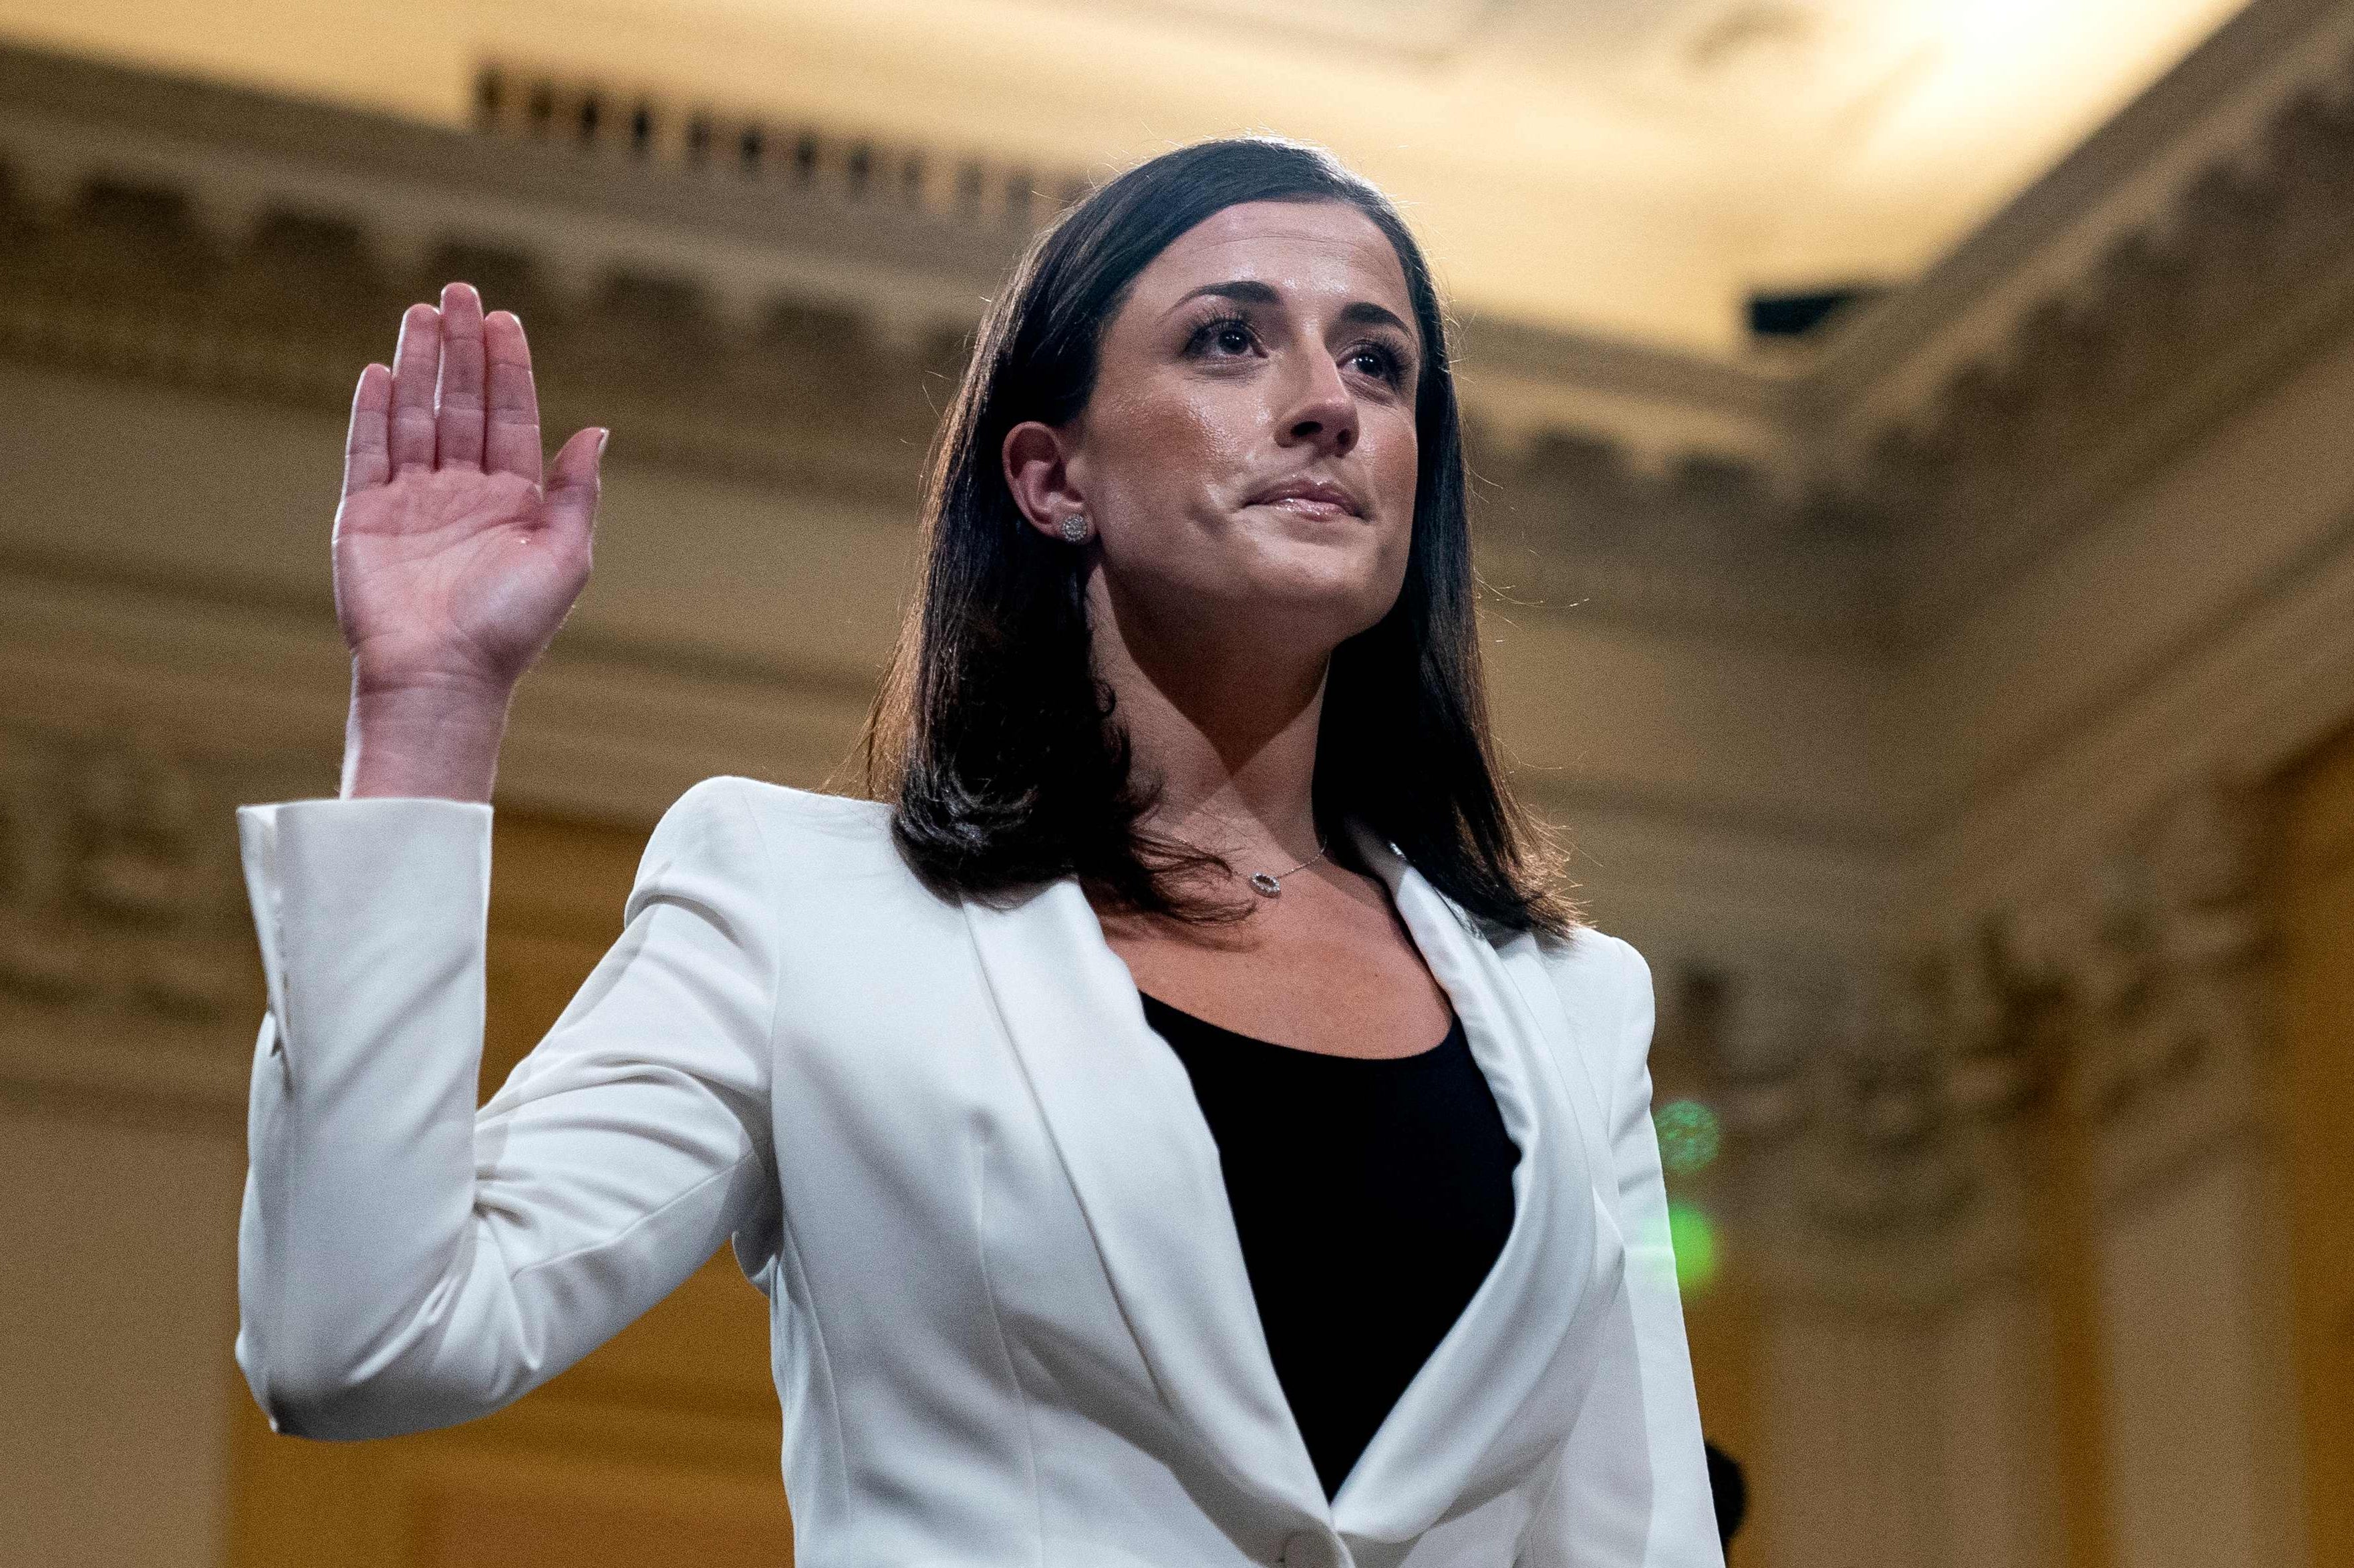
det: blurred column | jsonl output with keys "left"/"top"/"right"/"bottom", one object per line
{"left": 2041, "top": 782, "right": 2309, "bottom": 1568}
{"left": 1685, "top": 937, "right": 2065, "bottom": 1568}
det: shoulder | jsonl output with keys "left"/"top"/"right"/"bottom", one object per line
{"left": 1523, "top": 923, "right": 1659, "bottom": 1111}
{"left": 1527, "top": 923, "right": 1652, "bottom": 1020}
{"left": 644, "top": 776, "right": 899, "bottom": 882}
{"left": 675, "top": 776, "right": 893, "bottom": 830}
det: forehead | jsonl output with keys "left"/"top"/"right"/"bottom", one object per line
{"left": 1133, "top": 199, "right": 1415, "bottom": 325}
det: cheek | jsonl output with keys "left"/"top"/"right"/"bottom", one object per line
{"left": 1370, "top": 413, "right": 1420, "bottom": 514}
{"left": 1092, "top": 388, "right": 1261, "bottom": 510}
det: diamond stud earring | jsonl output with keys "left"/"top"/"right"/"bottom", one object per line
{"left": 1058, "top": 512, "right": 1090, "bottom": 544}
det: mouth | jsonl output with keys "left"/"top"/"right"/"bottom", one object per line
{"left": 1245, "top": 477, "right": 1364, "bottom": 519}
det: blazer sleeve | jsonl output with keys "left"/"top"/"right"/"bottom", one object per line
{"left": 1519, "top": 935, "right": 1724, "bottom": 1567}
{"left": 232, "top": 775, "right": 782, "bottom": 1442}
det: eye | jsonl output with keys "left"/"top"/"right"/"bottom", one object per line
{"left": 1344, "top": 340, "right": 1410, "bottom": 389}
{"left": 1185, "top": 312, "right": 1262, "bottom": 360}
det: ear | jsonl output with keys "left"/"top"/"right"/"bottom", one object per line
{"left": 1001, "top": 419, "right": 1087, "bottom": 542}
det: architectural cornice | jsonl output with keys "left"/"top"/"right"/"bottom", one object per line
{"left": 0, "top": 41, "right": 1035, "bottom": 321}
{"left": 3, "top": 0, "right": 2353, "bottom": 660}
{"left": 466, "top": 57, "right": 1102, "bottom": 242}
{"left": 0, "top": 37, "right": 1880, "bottom": 653}
{"left": 1811, "top": 0, "right": 2354, "bottom": 642}
{"left": 1806, "top": 0, "right": 2354, "bottom": 430}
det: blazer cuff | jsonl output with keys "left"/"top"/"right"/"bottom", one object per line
{"left": 236, "top": 797, "right": 493, "bottom": 1095}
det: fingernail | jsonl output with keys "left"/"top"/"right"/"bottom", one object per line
{"left": 595, "top": 429, "right": 610, "bottom": 461}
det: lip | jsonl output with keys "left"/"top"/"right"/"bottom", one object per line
{"left": 1245, "top": 476, "right": 1364, "bottom": 518}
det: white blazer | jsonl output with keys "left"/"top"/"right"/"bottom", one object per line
{"left": 233, "top": 775, "right": 1723, "bottom": 1568}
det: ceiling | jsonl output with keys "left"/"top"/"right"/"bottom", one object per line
{"left": 0, "top": 0, "right": 2254, "bottom": 356}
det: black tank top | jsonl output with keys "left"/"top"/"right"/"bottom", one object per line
{"left": 1138, "top": 991, "right": 1521, "bottom": 1500}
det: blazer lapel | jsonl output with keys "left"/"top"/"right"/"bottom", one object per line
{"left": 960, "top": 825, "right": 1628, "bottom": 1549}
{"left": 962, "top": 875, "right": 1331, "bottom": 1523}
{"left": 1328, "top": 824, "right": 1625, "bottom": 1549}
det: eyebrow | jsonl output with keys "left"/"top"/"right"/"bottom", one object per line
{"left": 1166, "top": 280, "right": 1420, "bottom": 349}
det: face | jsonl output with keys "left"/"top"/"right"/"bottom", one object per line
{"left": 1004, "top": 198, "right": 1424, "bottom": 658}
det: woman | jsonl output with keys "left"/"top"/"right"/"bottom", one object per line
{"left": 233, "top": 138, "right": 1722, "bottom": 1567}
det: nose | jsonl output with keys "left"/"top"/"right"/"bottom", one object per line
{"left": 1276, "top": 351, "right": 1358, "bottom": 459}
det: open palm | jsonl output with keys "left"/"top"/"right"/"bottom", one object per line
{"left": 333, "top": 282, "right": 604, "bottom": 701}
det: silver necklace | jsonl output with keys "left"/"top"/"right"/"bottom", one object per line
{"left": 1243, "top": 833, "right": 1330, "bottom": 897}
{"left": 1166, "top": 810, "right": 1330, "bottom": 897}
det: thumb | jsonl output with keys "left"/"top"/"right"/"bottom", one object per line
{"left": 545, "top": 426, "right": 607, "bottom": 543}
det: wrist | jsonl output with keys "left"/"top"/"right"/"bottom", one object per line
{"left": 340, "top": 673, "right": 514, "bottom": 802}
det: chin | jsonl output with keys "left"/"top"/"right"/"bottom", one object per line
{"left": 1246, "top": 559, "right": 1396, "bottom": 633}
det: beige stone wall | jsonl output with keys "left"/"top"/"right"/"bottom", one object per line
{"left": 1, "top": 1102, "right": 245, "bottom": 1566}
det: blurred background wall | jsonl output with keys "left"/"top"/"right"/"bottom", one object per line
{"left": 0, "top": 1, "right": 2348, "bottom": 1565}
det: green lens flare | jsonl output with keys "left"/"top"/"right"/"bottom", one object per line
{"left": 1666, "top": 1201, "right": 1719, "bottom": 1291}
{"left": 1655, "top": 1098, "right": 1722, "bottom": 1176}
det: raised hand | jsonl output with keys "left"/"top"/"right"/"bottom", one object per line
{"left": 331, "top": 283, "right": 606, "bottom": 800}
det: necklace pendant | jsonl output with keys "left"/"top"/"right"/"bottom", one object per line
{"left": 1248, "top": 872, "right": 1283, "bottom": 897}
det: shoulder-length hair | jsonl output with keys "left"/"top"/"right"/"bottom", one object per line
{"left": 852, "top": 135, "right": 1579, "bottom": 939}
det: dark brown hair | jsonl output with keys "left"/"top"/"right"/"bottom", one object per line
{"left": 850, "top": 136, "right": 1578, "bottom": 939}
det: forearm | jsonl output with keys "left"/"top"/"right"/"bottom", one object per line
{"left": 233, "top": 779, "right": 782, "bottom": 1442}
{"left": 237, "top": 795, "right": 502, "bottom": 1435}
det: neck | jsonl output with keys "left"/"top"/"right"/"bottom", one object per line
{"left": 1086, "top": 583, "right": 1332, "bottom": 869}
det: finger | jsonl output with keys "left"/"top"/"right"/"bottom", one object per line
{"left": 434, "top": 282, "right": 488, "bottom": 471}
{"left": 544, "top": 426, "right": 607, "bottom": 548}
{"left": 342, "top": 363, "right": 392, "bottom": 497}
{"left": 482, "top": 309, "right": 542, "bottom": 485}
{"left": 388, "top": 303, "right": 441, "bottom": 472}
